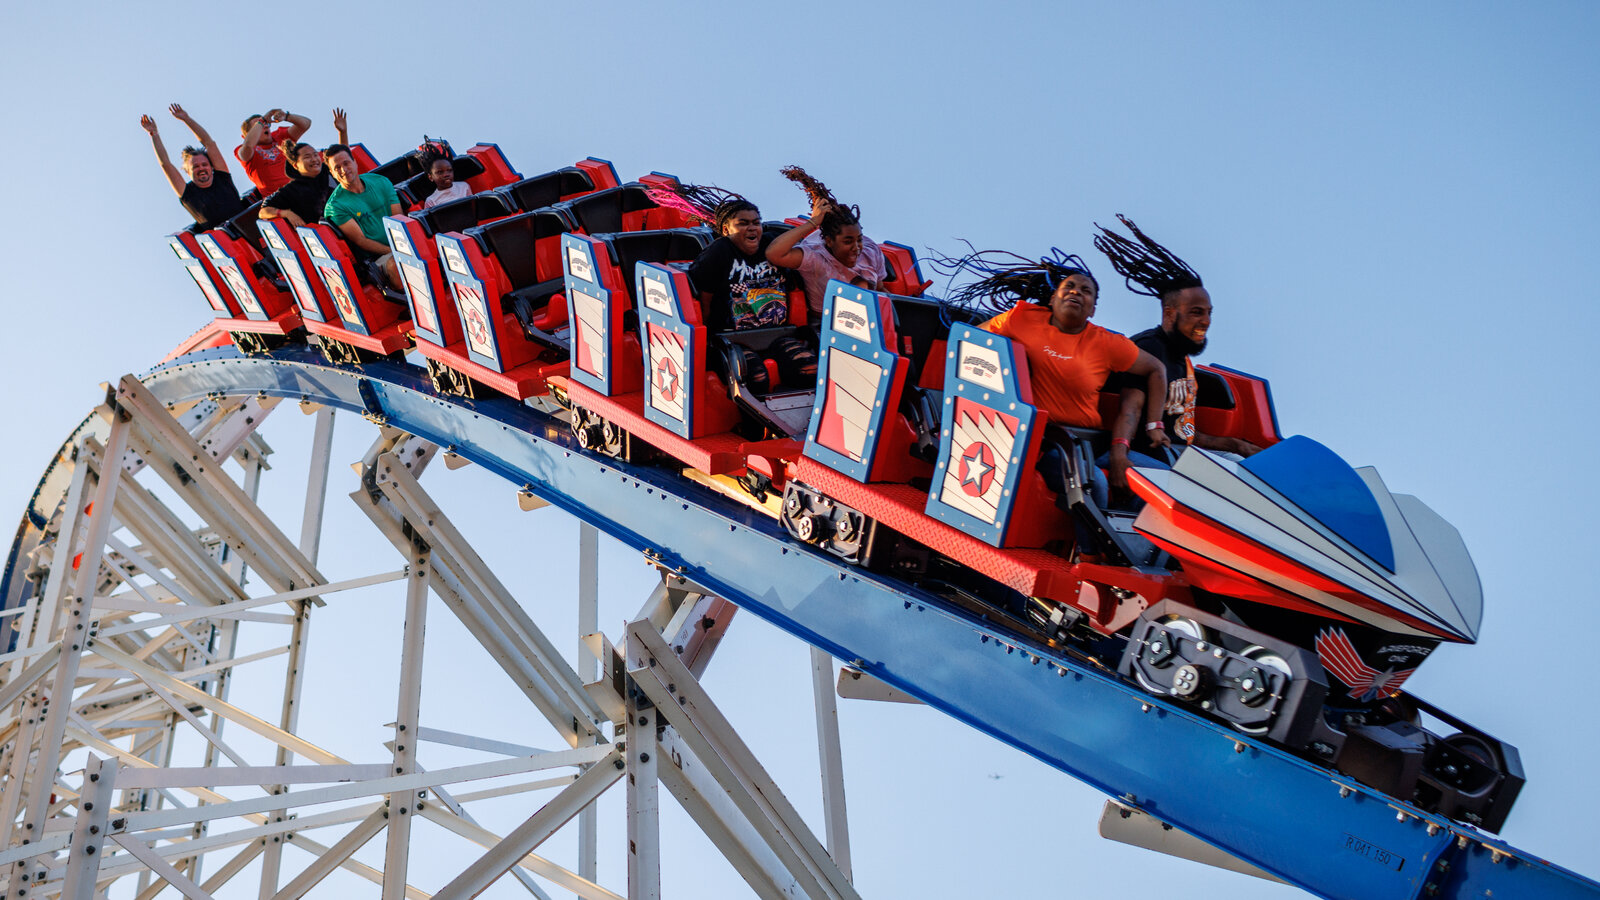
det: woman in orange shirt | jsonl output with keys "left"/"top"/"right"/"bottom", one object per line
{"left": 954, "top": 250, "right": 1170, "bottom": 445}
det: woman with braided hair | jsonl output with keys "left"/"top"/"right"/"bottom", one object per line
{"left": 764, "top": 166, "right": 888, "bottom": 317}
{"left": 948, "top": 249, "right": 1169, "bottom": 439}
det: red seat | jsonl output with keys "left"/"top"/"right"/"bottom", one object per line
{"left": 195, "top": 229, "right": 298, "bottom": 332}
{"left": 168, "top": 231, "right": 238, "bottom": 317}
{"left": 294, "top": 223, "right": 411, "bottom": 356}
{"left": 260, "top": 219, "right": 337, "bottom": 325}
{"left": 419, "top": 228, "right": 569, "bottom": 400}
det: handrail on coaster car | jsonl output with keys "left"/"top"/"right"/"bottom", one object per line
{"left": 8, "top": 137, "right": 1592, "bottom": 900}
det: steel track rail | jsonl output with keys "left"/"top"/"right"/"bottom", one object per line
{"left": 3, "top": 344, "right": 1594, "bottom": 900}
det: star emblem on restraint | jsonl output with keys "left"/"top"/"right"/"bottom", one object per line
{"left": 654, "top": 355, "right": 680, "bottom": 401}
{"left": 959, "top": 442, "right": 995, "bottom": 496}
{"left": 455, "top": 286, "right": 489, "bottom": 348}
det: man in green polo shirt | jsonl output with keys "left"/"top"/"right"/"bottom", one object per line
{"left": 323, "top": 144, "right": 402, "bottom": 289}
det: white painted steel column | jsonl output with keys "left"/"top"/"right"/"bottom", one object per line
{"left": 810, "top": 646, "right": 852, "bottom": 880}
{"left": 59, "top": 754, "right": 116, "bottom": 900}
{"left": 578, "top": 522, "right": 599, "bottom": 885}
{"left": 18, "top": 410, "right": 130, "bottom": 845}
{"left": 382, "top": 548, "right": 429, "bottom": 900}
{"left": 257, "top": 597, "right": 313, "bottom": 900}
{"left": 298, "top": 408, "right": 335, "bottom": 565}
{"left": 625, "top": 704, "right": 659, "bottom": 900}
{"left": 624, "top": 621, "right": 859, "bottom": 900}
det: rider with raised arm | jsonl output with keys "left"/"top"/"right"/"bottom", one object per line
{"left": 1093, "top": 215, "right": 1261, "bottom": 494}
{"left": 140, "top": 103, "right": 244, "bottom": 232}
{"left": 764, "top": 166, "right": 887, "bottom": 318}
{"left": 259, "top": 109, "right": 350, "bottom": 228}
{"left": 236, "top": 108, "right": 313, "bottom": 195}
{"left": 650, "top": 182, "right": 816, "bottom": 392}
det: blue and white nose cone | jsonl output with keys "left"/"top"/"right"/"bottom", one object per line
{"left": 1132, "top": 436, "right": 1483, "bottom": 643}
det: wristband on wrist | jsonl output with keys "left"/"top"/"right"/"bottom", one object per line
{"left": 1145, "top": 421, "right": 1165, "bottom": 431}
{"left": 1112, "top": 438, "right": 1131, "bottom": 448}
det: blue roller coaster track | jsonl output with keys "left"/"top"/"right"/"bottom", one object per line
{"left": 6, "top": 343, "right": 1591, "bottom": 900}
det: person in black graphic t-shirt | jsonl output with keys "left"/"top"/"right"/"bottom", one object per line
{"left": 650, "top": 182, "right": 816, "bottom": 393}
{"left": 686, "top": 204, "right": 790, "bottom": 332}
{"left": 1094, "top": 215, "right": 1261, "bottom": 494}
{"left": 140, "top": 104, "right": 245, "bottom": 232}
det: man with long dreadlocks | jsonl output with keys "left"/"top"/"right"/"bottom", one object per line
{"left": 1094, "top": 215, "right": 1261, "bottom": 493}
{"left": 765, "top": 166, "right": 887, "bottom": 318}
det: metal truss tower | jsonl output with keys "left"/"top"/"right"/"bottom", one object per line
{"left": 0, "top": 375, "right": 858, "bottom": 899}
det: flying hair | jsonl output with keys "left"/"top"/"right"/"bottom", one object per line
{"left": 927, "top": 243, "right": 1099, "bottom": 318}
{"left": 1092, "top": 214, "right": 1203, "bottom": 300}
{"left": 779, "top": 165, "right": 860, "bottom": 238}
{"left": 644, "top": 182, "right": 757, "bottom": 233}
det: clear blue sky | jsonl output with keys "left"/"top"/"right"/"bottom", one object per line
{"left": 1, "top": 2, "right": 1596, "bottom": 897}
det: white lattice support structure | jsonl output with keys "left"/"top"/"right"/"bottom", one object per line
{"left": 0, "top": 369, "right": 879, "bottom": 899}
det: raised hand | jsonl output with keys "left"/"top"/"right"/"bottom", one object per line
{"left": 140, "top": 114, "right": 159, "bottom": 135}
{"left": 168, "top": 103, "right": 192, "bottom": 123}
{"left": 332, "top": 107, "right": 347, "bottom": 132}
{"left": 808, "top": 195, "right": 834, "bottom": 225}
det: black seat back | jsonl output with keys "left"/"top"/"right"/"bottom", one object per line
{"left": 1195, "top": 368, "right": 1237, "bottom": 410}
{"left": 886, "top": 294, "right": 948, "bottom": 385}
{"left": 413, "top": 194, "right": 517, "bottom": 238}
{"left": 598, "top": 228, "right": 713, "bottom": 300}
{"left": 465, "top": 210, "right": 572, "bottom": 288}
{"left": 367, "top": 153, "right": 421, "bottom": 185}
{"left": 493, "top": 167, "right": 597, "bottom": 213}
{"left": 556, "top": 184, "right": 659, "bottom": 234}
{"left": 220, "top": 200, "right": 266, "bottom": 250}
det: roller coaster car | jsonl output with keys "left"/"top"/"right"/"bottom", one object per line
{"left": 423, "top": 215, "right": 574, "bottom": 400}
{"left": 558, "top": 228, "right": 838, "bottom": 481}
{"left": 388, "top": 160, "right": 618, "bottom": 355}
{"left": 1116, "top": 435, "right": 1522, "bottom": 830}
{"left": 259, "top": 219, "right": 339, "bottom": 330}
{"left": 407, "top": 170, "right": 689, "bottom": 401}
{"left": 184, "top": 224, "right": 302, "bottom": 355}
{"left": 293, "top": 223, "right": 413, "bottom": 364}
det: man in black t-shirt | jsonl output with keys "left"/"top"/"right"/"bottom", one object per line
{"left": 1095, "top": 216, "right": 1260, "bottom": 493}
{"left": 686, "top": 207, "right": 791, "bottom": 332}
{"left": 141, "top": 104, "right": 245, "bottom": 232}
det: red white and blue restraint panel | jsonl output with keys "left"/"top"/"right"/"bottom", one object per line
{"left": 385, "top": 215, "right": 451, "bottom": 347}
{"left": 433, "top": 233, "right": 509, "bottom": 371}
{"left": 169, "top": 233, "right": 231, "bottom": 315}
{"left": 194, "top": 234, "right": 265, "bottom": 320}
{"left": 562, "top": 233, "right": 618, "bottom": 396}
{"left": 802, "top": 280, "right": 904, "bottom": 483}
{"left": 261, "top": 221, "right": 328, "bottom": 323}
{"left": 924, "top": 324, "right": 1040, "bottom": 546}
{"left": 637, "top": 263, "right": 703, "bottom": 439}
{"left": 295, "top": 225, "right": 373, "bottom": 337}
